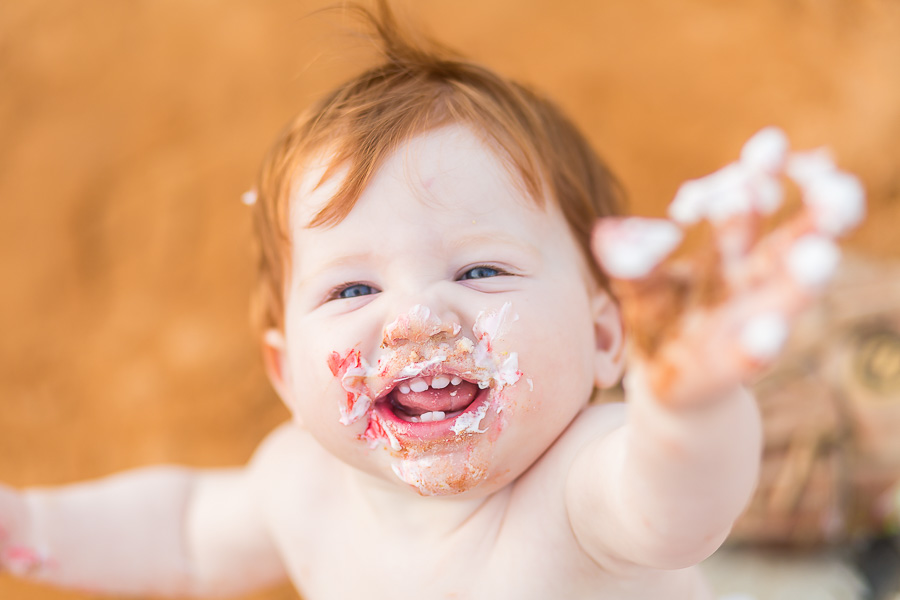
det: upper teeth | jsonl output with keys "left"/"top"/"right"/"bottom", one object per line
{"left": 398, "top": 375, "right": 464, "bottom": 394}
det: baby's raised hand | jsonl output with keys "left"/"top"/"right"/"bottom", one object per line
{"left": 593, "top": 128, "right": 865, "bottom": 407}
{"left": 0, "top": 482, "right": 42, "bottom": 577}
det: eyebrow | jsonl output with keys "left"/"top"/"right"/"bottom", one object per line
{"left": 446, "top": 231, "right": 542, "bottom": 259}
{"left": 292, "top": 252, "right": 375, "bottom": 292}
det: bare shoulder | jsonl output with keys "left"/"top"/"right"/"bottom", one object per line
{"left": 246, "top": 423, "right": 343, "bottom": 509}
{"left": 246, "top": 423, "right": 354, "bottom": 547}
{"left": 248, "top": 422, "right": 341, "bottom": 482}
{"left": 249, "top": 422, "right": 318, "bottom": 468}
{"left": 536, "top": 396, "right": 626, "bottom": 473}
{"left": 510, "top": 396, "right": 626, "bottom": 502}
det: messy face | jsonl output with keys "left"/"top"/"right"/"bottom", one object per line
{"left": 274, "top": 125, "right": 610, "bottom": 497}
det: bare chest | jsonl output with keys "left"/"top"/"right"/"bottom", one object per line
{"left": 261, "top": 475, "right": 708, "bottom": 600}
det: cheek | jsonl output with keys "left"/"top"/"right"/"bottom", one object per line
{"left": 513, "top": 296, "right": 597, "bottom": 396}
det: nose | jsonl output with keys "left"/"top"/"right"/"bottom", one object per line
{"left": 382, "top": 304, "right": 462, "bottom": 347}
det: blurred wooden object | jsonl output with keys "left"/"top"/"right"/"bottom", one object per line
{"left": 733, "top": 255, "right": 900, "bottom": 547}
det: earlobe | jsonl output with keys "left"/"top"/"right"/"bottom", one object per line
{"left": 262, "top": 329, "right": 297, "bottom": 413}
{"left": 591, "top": 293, "right": 626, "bottom": 389}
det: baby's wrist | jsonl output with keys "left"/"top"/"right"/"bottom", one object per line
{"left": 625, "top": 360, "right": 748, "bottom": 412}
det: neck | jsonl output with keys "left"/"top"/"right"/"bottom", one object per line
{"left": 346, "top": 467, "right": 509, "bottom": 538}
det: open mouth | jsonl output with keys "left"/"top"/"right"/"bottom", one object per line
{"left": 386, "top": 373, "right": 481, "bottom": 423}
{"left": 363, "top": 370, "right": 496, "bottom": 450}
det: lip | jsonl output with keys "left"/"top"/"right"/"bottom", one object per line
{"left": 371, "top": 384, "right": 492, "bottom": 443}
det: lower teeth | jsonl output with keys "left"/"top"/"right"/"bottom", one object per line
{"left": 414, "top": 410, "right": 445, "bottom": 423}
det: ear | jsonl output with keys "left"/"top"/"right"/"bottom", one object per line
{"left": 262, "top": 329, "right": 299, "bottom": 417}
{"left": 590, "top": 291, "right": 626, "bottom": 389}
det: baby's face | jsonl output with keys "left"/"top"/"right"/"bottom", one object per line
{"left": 271, "top": 125, "right": 619, "bottom": 497}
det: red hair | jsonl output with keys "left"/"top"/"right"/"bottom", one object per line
{"left": 250, "top": 1, "right": 624, "bottom": 333}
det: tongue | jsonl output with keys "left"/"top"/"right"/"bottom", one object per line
{"left": 391, "top": 381, "right": 479, "bottom": 416}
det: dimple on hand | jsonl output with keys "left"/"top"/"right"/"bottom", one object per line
{"left": 592, "top": 127, "right": 866, "bottom": 406}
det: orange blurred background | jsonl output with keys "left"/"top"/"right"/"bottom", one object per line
{"left": 1, "top": 1, "right": 898, "bottom": 598}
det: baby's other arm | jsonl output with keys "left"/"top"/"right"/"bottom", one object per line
{"left": 0, "top": 438, "right": 288, "bottom": 596}
{"left": 565, "top": 370, "right": 761, "bottom": 572}
{"left": 567, "top": 129, "right": 863, "bottom": 572}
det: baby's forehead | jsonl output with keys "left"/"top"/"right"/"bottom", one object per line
{"left": 289, "top": 126, "right": 543, "bottom": 231}
{"left": 290, "top": 154, "right": 347, "bottom": 229}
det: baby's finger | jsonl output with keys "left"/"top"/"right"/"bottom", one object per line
{"left": 643, "top": 288, "right": 816, "bottom": 405}
{"left": 711, "top": 212, "right": 762, "bottom": 284}
{"left": 733, "top": 208, "right": 841, "bottom": 301}
{"left": 669, "top": 128, "right": 790, "bottom": 279}
{"left": 787, "top": 149, "right": 866, "bottom": 237}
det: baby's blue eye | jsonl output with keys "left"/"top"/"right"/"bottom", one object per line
{"left": 337, "top": 284, "right": 378, "bottom": 299}
{"left": 459, "top": 266, "right": 502, "bottom": 280}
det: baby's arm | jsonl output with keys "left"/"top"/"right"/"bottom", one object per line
{"left": 567, "top": 366, "right": 762, "bottom": 570}
{"left": 0, "top": 459, "right": 286, "bottom": 596}
{"left": 567, "top": 129, "right": 863, "bottom": 570}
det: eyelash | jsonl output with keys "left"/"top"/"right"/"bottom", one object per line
{"left": 324, "top": 264, "right": 512, "bottom": 302}
{"left": 457, "top": 264, "right": 511, "bottom": 280}
{"left": 325, "top": 282, "right": 380, "bottom": 301}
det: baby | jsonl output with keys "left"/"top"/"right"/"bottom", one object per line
{"left": 0, "top": 3, "right": 865, "bottom": 599}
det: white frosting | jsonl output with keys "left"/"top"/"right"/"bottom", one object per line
{"left": 671, "top": 163, "right": 786, "bottom": 224}
{"left": 740, "top": 126, "right": 789, "bottom": 174}
{"left": 333, "top": 303, "right": 523, "bottom": 433}
{"left": 739, "top": 313, "right": 788, "bottom": 360}
{"left": 240, "top": 189, "right": 258, "bottom": 206}
{"left": 470, "top": 302, "right": 522, "bottom": 393}
{"left": 785, "top": 149, "right": 836, "bottom": 185}
{"left": 341, "top": 394, "right": 373, "bottom": 425}
{"left": 670, "top": 160, "right": 788, "bottom": 225}
{"left": 784, "top": 148, "right": 865, "bottom": 236}
{"left": 802, "top": 171, "right": 866, "bottom": 236}
{"left": 473, "top": 302, "right": 517, "bottom": 345}
{"left": 668, "top": 179, "right": 709, "bottom": 224}
{"left": 450, "top": 401, "right": 490, "bottom": 434}
{"left": 752, "top": 174, "right": 784, "bottom": 216}
{"left": 786, "top": 234, "right": 841, "bottom": 288}
{"left": 670, "top": 165, "right": 741, "bottom": 224}
{"left": 383, "top": 425, "right": 402, "bottom": 451}
{"left": 398, "top": 355, "right": 448, "bottom": 378}
{"left": 391, "top": 457, "right": 435, "bottom": 493}
{"left": 382, "top": 304, "right": 461, "bottom": 344}
{"left": 705, "top": 177, "right": 755, "bottom": 223}
{"left": 493, "top": 353, "right": 520, "bottom": 387}
{"left": 595, "top": 217, "right": 683, "bottom": 279}
{"left": 336, "top": 356, "right": 375, "bottom": 425}
{"left": 668, "top": 131, "right": 867, "bottom": 239}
